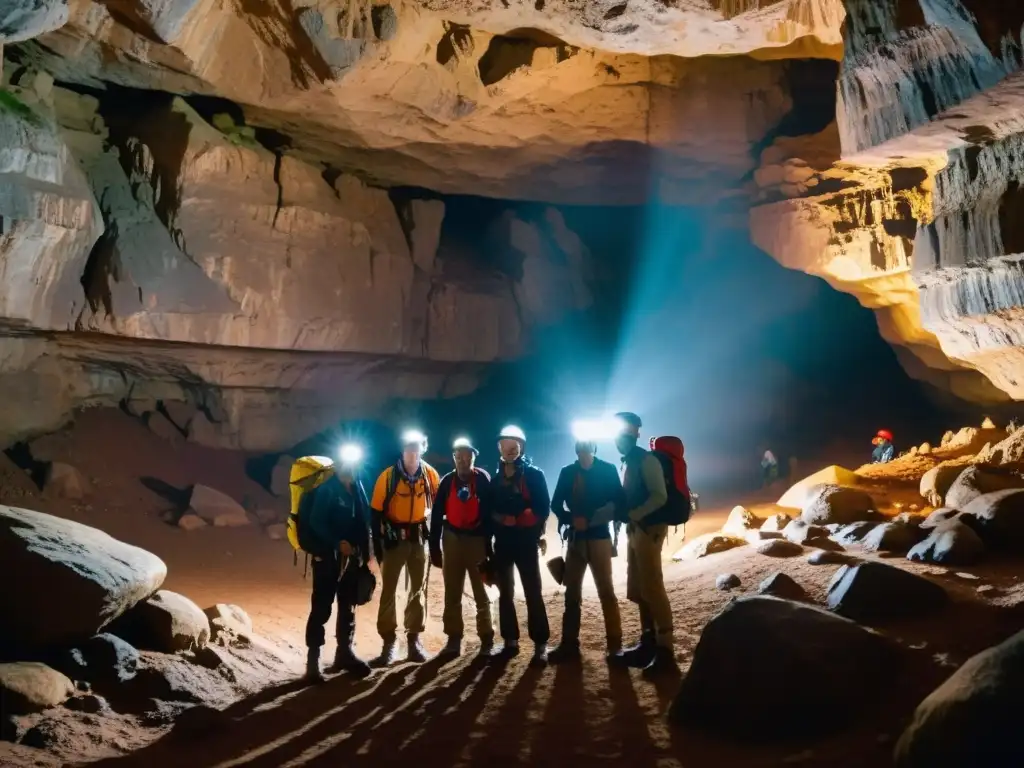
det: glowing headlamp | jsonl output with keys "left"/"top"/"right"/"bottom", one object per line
{"left": 401, "top": 429, "right": 427, "bottom": 449}
{"left": 571, "top": 417, "right": 619, "bottom": 442}
{"left": 338, "top": 443, "right": 364, "bottom": 465}
{"left": 452, "top": 436, "right": 477, "bottom": 454}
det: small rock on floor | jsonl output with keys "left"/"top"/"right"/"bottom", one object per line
{"left": 757, "top": 539, "right": 803, "bottom": 558}
{"left": 716, "top": 573, "right": 741, "bottom": 590}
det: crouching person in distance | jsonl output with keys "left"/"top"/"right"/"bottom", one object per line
{"left": 299, "top": 452, "right": 374, "bottom": 682}
{"left": 430, "top": 437, "right": 495, "bottom": 658}
{"left": 370, "top": 429, "right": 441, "bottom": 666}
{"left": 548, "top": 438, "right": 626, "bottom": 663}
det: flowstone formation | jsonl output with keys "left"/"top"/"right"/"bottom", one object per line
{"left": 4, "top": 0, "right": 1024, "bottom": 450}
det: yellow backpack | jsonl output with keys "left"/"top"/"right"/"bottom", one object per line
{"left": 286, "top": 455, "right": 336, "bottom": 554}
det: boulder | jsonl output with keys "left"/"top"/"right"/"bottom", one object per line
{"left": 759, "top": 512, "right": 792, "bottom": 533}
{"left": 204, "top": 604, "right": 252, "bottom": 641}
{"left": 53, "top": 633, "right": 139, "bottom": 685}
{"left": 827, "top": 562, "right": 949, "bottom": 622}
{"left": 110, "top": 590, "right": 211, "bottom": 653}
{"left": 270, "top": 455, "right": 294, "bottom": 497}
{"left": 722, "top": 506, "right": 759, "bottom": 536}
{"left": 907, "top": 521, "right": 984, "bottom": 566}
{"left": 758, "top": 572, "right": 807, "bottom": 601}
{"left": 44, "top": 462, "right": 86, "bottom": 499}
{"left": 673, "top": 533, "right": 746, "bottom": 561}
{"left": 894, "top": 630, "right": 1024, "bottom": 767}
{"left": 782, "top": 519, "right": 826, "bottom": 545}
{"left": 944, "top": 466, "right": 1024, "bottom": 511}
{"left": 861, "top": 521, "right": 924, "bottom": 554}
{"left": 808, "top": 549, "right": 855, "bottom": 566}
{"left": 959, "top": 489, "right": 1024, "bottom": 550}
{"left": 920, "top": 508, "right": 960, "bottom": 530}
{"left": 756, "top": 539, "right": 803, "bottom": 557}
{"left": 188, "top": 485, "right": 250, "bottom": 527}
{"left": 744, "top": 529, "right": 782, "bottom": 544}
{"left": 178, "top": 513, "right": 208, "bottom": 531}
{"left": 716, "top": 573, "right": 741, "bottom": 590}
{"left": 893, "top": 512, "right": 926, "bottom": 528}
{"left": 801, "top": 484, "right": 875, "bottom": 526}
{"left": 0, "top": 506, "right": 166, "bottom": 657}
{"left": 777, "top": 465, "right": 861, "bottom": 509}
{"left": 920, "top": 464, "right": 964, "bottom": 507}
{"left": 669, "top": 597, "right": 900, "bottom": 740}
{"left": 64, "top": 693, "right": 110, "bottom": 714}
{"left": 836, "top": 521, "right": 877, "bottom": 545}
{"left": 0, "top": 662, "right": 74, "bottom": 715}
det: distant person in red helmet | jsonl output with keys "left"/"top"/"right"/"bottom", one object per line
{"left": 871, "top": 429, "right": 895, "bottom": 464}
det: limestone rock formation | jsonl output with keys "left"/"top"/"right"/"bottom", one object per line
{"left": 109, "top": 590, "right": 211, "bottom": 654}
{"left": 0, "top": 506, "right": 167, "bottom": 657}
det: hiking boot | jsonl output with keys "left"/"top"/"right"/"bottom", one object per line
{"left": 611, "top": 632, "right": 655, "bottom": 669}
{"left": 547, "top": 642, "right": 581, "bottom": 665}
{"left": 642, "top": 646, "right": 679, "bottom": 678}
{"left": 529, "top": 644, "right": 549, "bottom": 667}
{"left": 605, "top": 637, "right": 623, "bottom": 664}
{"left": 370, "top": 639, "right": 396, "bottom": 668}
{"left": 330, "top": 645, "right": 372, "bottom": 679}
{"left": 439, "top": 635, "right": 462, "bottom": 658}
{"left": 406, "top": 633, "right": 430, "bottom": 663}
{"left": 304, "top": 649, "right": 325, "bottom": 683}
{"left": 495, "top": 640, "right": 519, "bottom": 660}
{"left": 477, "top": 634, "right": 495, "bottom": 658}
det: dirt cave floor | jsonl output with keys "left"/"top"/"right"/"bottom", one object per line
{"left": 2, "top": 409, "right": 1024, "bottom": 768}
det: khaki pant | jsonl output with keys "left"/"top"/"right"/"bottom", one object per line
{"left": 561, "top": 537, "right": 621, "bottom": 648}
{"left": 377, "top": 539, "right": 427, "bottom": 641}
{"left": 626, "top": 523, "right": 673, "bottom": 648}
{"left": 441, "top": 529, "right": 493, "bottom": 640}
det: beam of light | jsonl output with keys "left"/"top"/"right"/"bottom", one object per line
{"left": 338, "top": 443, "right": 364, "bottom": 465}
{"left": 401, "top": 428, "right": 427, "bottom": 447}
{"left": 570, "top": 416, "right": 621, "bottom": 441}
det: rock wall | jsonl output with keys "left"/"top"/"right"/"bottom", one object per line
{"left": 751, "top": 0, "right": 1024, "bottom": 403}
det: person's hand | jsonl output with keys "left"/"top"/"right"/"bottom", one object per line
{"left": 430, "top": 548, "right": 443, "bottom": 569}
{"left": 502, "top": 515, "right": 517, "bottom": 527}
{"left": 573, "top": 517, "right": 587, "bottom": 532}
{"left": 339, "top": 540, "right": 353, "bottom": 557}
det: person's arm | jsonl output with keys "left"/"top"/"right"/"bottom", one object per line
{"left": 550, "top": 468, "right": 570, "bottom": 524}
{"left": 355, "top": 481, "right": 373, "bottom": 562}
{"left": 430, "top": 474, "right": 451, "bottom": 552}
{"left": 475, "top": 469, "right": 494, "bottom": 534}
{"left": 369, "top": 469, "right": 389, "bottom": 560}
{"left": 629, "top": 454, "right": 668, "bottom": 523}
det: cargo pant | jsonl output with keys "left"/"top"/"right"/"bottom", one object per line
{"left": 626, "top": 523, "right": 673, "bottom": 648}
{"left": 561, "top": 537, "right": 621, "bottom": 650}
{"left": 306, "top": 553, "right": 358, "bottom": 650}
{"left": 377, "top": 539, "right": 428, "bottom": 641}
{"left": 441, "top": 528, "right": 493, "bottom": 640}
{"left": 495, "top": 532, "right": 550, "bottom": 645}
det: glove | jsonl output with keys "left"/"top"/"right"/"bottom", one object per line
{"left": 430, "top": 547, "right": 443, "bottom": 569}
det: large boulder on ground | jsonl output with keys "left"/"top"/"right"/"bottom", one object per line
{"left": 827, "top": 562, "right": 949, "bottom": 622}
{"left": 669, "top": 596, "right": 900, "bottom": 740}
{"left": 758, "top": 572, "right": 807, "bottom": 601}
{"left": 782, "top": 519, "right": 836, "bottom": 547}
{"left": 835, "top": 521, "right": 877, "bottom": 545}
{"left": 204, "top": 604, "right": 252, "bottom": 642}
{"left": 53, "top": 633, "right": 139, "bottom": 685}
{"left": 0, "top": 662, "right": 74, "bottom": 715}
{"left": 716, "top": 573, "right": 741, "bottom": 591}
{"left": 109, "top": 590, "right": 211, "bottom": 653}
{"left": 673, "top": 533, "right": 746, "bottom": 561}
{"left": 861, "top": 521, "right": 924, "bottom": 554}
{"left": 44, "top": 462, "right": 86, "bottom": 499}
{"left": 722, "top": 506, "right": 759, "bottom": 536}
{"left": 944, "top": 466, "right": 1024, "bottom": 511}
{"left": 0, "top": 506, "right": 167, "bottom": 658}
{"left": 894, "top": 630, "right": 1024, "bottom": 767}
{"left": 920, "top": 508, "right": 960, "bottom": 530}
{"left": 959, "top": 489, "right": 1024, "bottom": 550}
{"left": 907, "top": 520, "right": 984, "bottom": 566}
{"left": 920, "top": 464, "right": 965, "bottom": 507}
{"left": 801, "top": 484, "right": 875, "bottom": 526}
{"left": 188, "top": 485, "right": 250, "bottom": 527}
{"left": 756, "top": 538, "right": 803, "bottom": 557}
{"left": 777, "top": 465, "right": 861, "bottom": 509}
{"left": 759, "top": 512, "right": 792, "bottom": 533}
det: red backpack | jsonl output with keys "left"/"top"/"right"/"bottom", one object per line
{"left": 648, "top": 436, "right": 691, "bottom": 525}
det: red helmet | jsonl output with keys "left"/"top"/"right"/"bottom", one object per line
{"left": 876, "top": 429, "right": 893, "bottom": 442}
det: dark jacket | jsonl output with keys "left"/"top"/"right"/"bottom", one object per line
{"left": 551, "top": 457, "right": 625, "bottom": 540}
{"left": 306, "top": 473, "right": 372, "bottom": 561}
{"left": 491, "top": 458, "right": 550, "bottom": 539}
{"left": 429, "top": 467, "right": 493, "bottom": 551}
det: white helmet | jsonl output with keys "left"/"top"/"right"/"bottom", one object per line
{"left": 497, "top": 424, "right": 526, "bottom": 444}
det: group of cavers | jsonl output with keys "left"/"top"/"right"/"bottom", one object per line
{"left": 286, "top": 412, "right": 692, "bottom": 684}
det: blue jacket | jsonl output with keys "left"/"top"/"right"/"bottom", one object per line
{"left": 551, "top": 457, "right": 625, "bottom": 540}
{"left": 491, "top": 458, "right": 550, "bottom": 539}
{"left": 307, "top": 473, "right": 371, "bottom": 560}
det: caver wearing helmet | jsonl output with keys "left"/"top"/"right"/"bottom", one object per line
{"left": 491, "top": 424, "right": 551, "bottom": 666}
{"left": 871, "top": 429, "right": 895, "bottom": 464}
